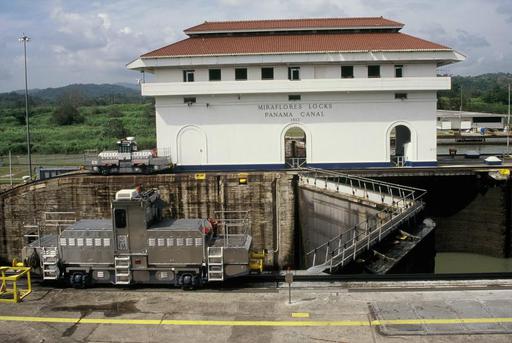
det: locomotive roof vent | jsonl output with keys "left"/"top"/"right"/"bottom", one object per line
{"left": 115, "top": 189, "right": 140, "bottom": 200}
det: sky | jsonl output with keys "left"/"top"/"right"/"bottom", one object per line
{"left": 0, "top": 0, "right": 511, "bottom": 92}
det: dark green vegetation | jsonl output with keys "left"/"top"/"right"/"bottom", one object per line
{"left": 0, "top": 84, "right": 154, "bottom": 155}
{"left": 438, "top": 73, "right": 512, "bottom": 113}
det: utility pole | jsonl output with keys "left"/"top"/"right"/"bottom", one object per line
{"left": 458, "top": 86, "right": 463, "bottom": 135}
{"left": 507, "top": 83, "right": 511, "bottom": 157}
{"left": 9, "top": 150, "right": 13, "bottom": 186}
{"left": 459, "top": 86, "right": 463, "bottom": 112}
{"left": 19, "top": 34, "right": 32, "bottom": 179}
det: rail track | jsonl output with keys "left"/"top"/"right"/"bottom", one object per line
{"left": 23, "top": 271, "right": 512, "bottom": 294}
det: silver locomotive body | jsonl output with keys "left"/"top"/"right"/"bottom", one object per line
{"left": 89, "top": 137, "right": 171, "bottom": 175}
{"left": 22, "top": 189, "right": 252, "bottom": 288}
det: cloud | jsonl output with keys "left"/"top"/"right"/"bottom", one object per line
{"left": 496, "top": 0, "right": 512, "bottom": 22}
{"left": 45, "top": 6, "right": 152, "bottom": 75}
{"left": 50, "top": 7, "right": 109, "bottom": 51}
{"left": 455, "top": 30, "right": 490, "bottom": 49}
{"left": 0, "top": 0, "right": 511, "bottom": 91}
{"left": 0, "top": 67, "right": 11, "bottom": 81}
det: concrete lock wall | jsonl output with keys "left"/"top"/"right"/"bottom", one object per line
{"left": 298, "top": 185, "right": 381, "bottom": 265}
{"left": 435, "top": 184, "right": 509, "bottom": 258}
{"left": 0, "top": 173, "right": 295, "bottom": 268}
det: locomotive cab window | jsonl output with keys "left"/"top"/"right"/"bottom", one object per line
{"left": 119, "top": 144, "right": 132, "bottom": 153}
{"left": 114, "top": 209, "right": 127, "bottom": 228}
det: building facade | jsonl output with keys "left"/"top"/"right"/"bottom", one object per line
{"left": 128, "top": 17, "right": 464, "bottom": 171}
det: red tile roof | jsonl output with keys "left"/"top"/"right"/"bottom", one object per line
{"left": 184, "top": 17, "right": 404, "bottom": 33}
{"left": 141, "top": 32, "right": 450, "bottom": 58}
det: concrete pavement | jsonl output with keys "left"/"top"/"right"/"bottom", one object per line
{"left": 1, "top": 280, "right": 512, "bottom": 342}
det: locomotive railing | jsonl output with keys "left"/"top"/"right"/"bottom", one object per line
{"left": 299, "top": 168, "right": 426, "bottom": 273}
{"left": 214, "top": 210, "right": 250, "bottom": 248}
{"left": 23, "top": 212, "right": 76, "bottom": 247}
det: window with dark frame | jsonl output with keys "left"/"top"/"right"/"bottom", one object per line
{"left": 209, "top": 69, "right": 221, "bottom": 81}
{"left": 184, "top": 97, "right": 197, "bottom": 104}
{"left": 261, "top": 67, "right": 274, "bottom": 80}
{"left": 341, "top": 66, "right": 354, "bottom": 78}
{"left": 288, "top": 95, "right": 301, "bottom": 101}
{"left": 368, "top": 65, "right": 380, "bottom": 78}
{"left": 395, "top": 65, "right": 404, "bottom": 78}
{"left": 395, "top": 93, "right": 408, "bottom": 100}
{"left": 183, "top": 70, "right": 195, "bottom": 82}
{"left": 114, "top": 209, "right": 126, "bottom": 228}
{"left": 288, "top": 66, "right": 300, "bottom": 80}
{"left": 235, "top": 68, "right": 247, "bottom": 80}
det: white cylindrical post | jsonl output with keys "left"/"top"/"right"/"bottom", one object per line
{"left": 9, "top": 150, "right": 13, "bottom": 186}
{"left": 507, "top": 84, "right": 511, "bottom": 157}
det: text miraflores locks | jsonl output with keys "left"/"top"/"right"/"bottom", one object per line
{"left": 257, "top": 102, "right": 333, "bottom": 121}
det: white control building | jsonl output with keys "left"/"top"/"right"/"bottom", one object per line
{"left": 128, "top": 17, "right": 464, "bottom": 171}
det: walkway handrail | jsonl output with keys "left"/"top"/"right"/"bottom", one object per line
{"left": 299, "top": 167, "right": 427, "bottom": 271}
{"left": 304, "top": 199, "right": 421, "bottom": 257}
{"left": 299, "top": 167, "right": 427, "bottom": 199}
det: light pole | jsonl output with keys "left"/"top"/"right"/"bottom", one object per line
{"left": 507, "top": 83, "right": 511, "bottom": 157}
{"left": 19, "top": 34, "right": 32, "bottom": 179}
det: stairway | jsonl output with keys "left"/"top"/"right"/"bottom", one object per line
{"left": 114, "top": 255, "right": 131, "bottom": 285}
{"left": 41, "top": 247, "right": 60, "bottom": 280}
{"left": 207, "top": 247, "right": 224, "bottom": 281}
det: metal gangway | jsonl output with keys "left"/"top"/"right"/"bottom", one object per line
{"left": 298, "top": 168, "right": 426, "bottom": 273}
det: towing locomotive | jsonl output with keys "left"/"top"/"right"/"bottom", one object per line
{"left": 89, "top": 137, "right": 171, "bottom": 175}
{"left": 22, "top": 188, "right": 262, "bottom": 288}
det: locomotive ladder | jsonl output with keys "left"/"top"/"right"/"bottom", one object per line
{"left": 114, "top": 256, "right": 132, "bottom": 285}
{"left": 41, "top": 247, "right": 59, "bottom": 280}
{"left": 207, "top": 247, "right": 224, "bottom": 281}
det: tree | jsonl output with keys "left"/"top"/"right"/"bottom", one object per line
{"left": 103, "top": 118, "right": 129, "bottom": 138}
{"left": 109, "top": 108, "right": 123, "bottom": 118}
{"left": 143, "top": 100, "right": 155, "bottom": 124}
{"left": 52, "top": 102, "right": 84, "bottom": 125}
{"left": 12, "top": 111, "right": 27, "bottom": 125}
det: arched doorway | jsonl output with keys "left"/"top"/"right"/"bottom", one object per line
{"left": 389, "top": 125, "right": 411, "bottom": 167}
{"left": 177, "top": 126, "right": 206, "bottom": 165}
{"left": 284, "top": 126, "right": 306, "bottom": 168}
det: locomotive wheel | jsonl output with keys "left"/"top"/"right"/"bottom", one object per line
{"left": 70, "top": 272, "right": 89, "bottom": 289}
{"left": 182, "top": 274, "right": 193, "bottom": 290}
{"left": 141, "top": 165, "right": 152, "bottom": 175}
{"left": 178, "top": 273, "right": 201, "bottom": 290}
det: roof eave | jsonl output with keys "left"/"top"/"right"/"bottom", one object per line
{"left": 141, "top": 49, "right": 455, "bottom": 59}
{"left": 184, "top": 26, "right": 403, "bottom": 35}
{"left": 127, "top": 58, "right": 145, "bottom": 70}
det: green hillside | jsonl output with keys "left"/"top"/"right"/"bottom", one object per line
{"left": 0, "top": 83, "right": 154, "bottom": 155}
{"left": 0, "top": 83, "right": 144, "bottom": 108}
{"left": 0, "top": 103, "right": 155, "bottom": 155}
{"left": 438, "top": 73, "right": 511, "bottom": 113}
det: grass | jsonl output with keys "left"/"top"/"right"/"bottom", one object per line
{"left": 0, "top": 103, "right": 156, "bottom": 155}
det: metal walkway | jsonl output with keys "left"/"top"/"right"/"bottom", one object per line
{"left": 299, "top": 168, "right": 426, "bottom": 273}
